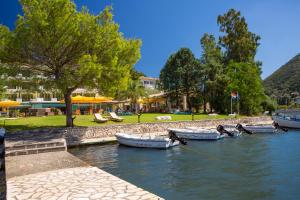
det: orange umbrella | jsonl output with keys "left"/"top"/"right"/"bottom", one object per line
{"left": 60, "top": 95, "right": 113, "bottom": 104}
{"left": 93, "top": 96, "right": 113, "bottom": 103}
{"left": 0, "top": 100, "right": 21, "bottom": 107}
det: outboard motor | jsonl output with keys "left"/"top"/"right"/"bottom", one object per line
{"left": 168, "top": 131, "right": 187, "bottom": 145}
{"left": 273, "top": 121, "right": 288, "bottom": 132}
{"left": 236, "top": 123, "right": 253, "bottom": 135}
{"left": 217, "top": 125, "right": 234, "bottom": 137}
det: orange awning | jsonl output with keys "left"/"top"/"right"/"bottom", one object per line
{"left": 0, "top": 100, "right": 21, "bottom": 107}
{"left": 93, "top": 96, "right": 113, "bottom": 103}
{"left": 60, "top": 95, "right": 113, "bottom": 104}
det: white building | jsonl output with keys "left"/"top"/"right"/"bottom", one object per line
{"left": 139, "top": 76, "right": 159, "bottom": 90}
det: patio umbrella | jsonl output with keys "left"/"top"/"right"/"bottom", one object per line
{"left": 93, "top": 96, "right": 113, "bottom": 103}
{"left": 0, "top": 100, "right": 21, "bottom": 107}
{"left": 0, "top": 100, "right": 21, "bottom": 117}
{"left": 60, "top": 95, "right": 95, "bottom": 103}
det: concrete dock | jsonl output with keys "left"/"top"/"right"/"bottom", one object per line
{"left": 6, "top": 152, "right": 163, "bottom": 200}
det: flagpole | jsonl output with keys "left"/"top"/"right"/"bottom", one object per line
{"left": 231, "top": 96, "right": 232, "bottom": 114}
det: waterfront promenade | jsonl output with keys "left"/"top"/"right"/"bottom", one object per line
{"left": 5, "top": 117, "right": 272, "bottom": 200}
{"left": 6, "top": 152, "right": 163, "bottom": 200}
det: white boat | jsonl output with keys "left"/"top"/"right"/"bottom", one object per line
{"left": 168, "top": 128, "right": 224, "bottom": 140}
{"left": 246, "top": 125, "right": 279, "bottom": 133}
{"left": 273, "top": 115, "right": 300, "bottom": 129}
{"left": 115, "top": 133, "right": 179, "bottom": 149}
{"left": 218, "top": 126, "right": 242, "bottom": 137}
{"left": 187, "top": 126, "right": 241, "bottom": 137}
{"left": 236, "top": 123, "right": 285, "bottom": 134}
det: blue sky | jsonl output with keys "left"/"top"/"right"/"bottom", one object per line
{"left": 1, "top": 0, "right": 300, "bottom": 79}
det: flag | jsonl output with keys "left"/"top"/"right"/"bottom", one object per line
{"left": 231, "top": 91, "right": 239, "bottom": 99}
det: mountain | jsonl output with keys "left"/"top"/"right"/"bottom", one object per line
{"left": 264, "top": 54, "right": 300, "bottom": 97}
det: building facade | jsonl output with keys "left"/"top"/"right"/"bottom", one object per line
{"left": 139, "top": 76, "right": 159, "bottom": 90}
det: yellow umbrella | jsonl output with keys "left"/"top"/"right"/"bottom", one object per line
{"left": 60, "top": 95, "right": 114, "bottom": 104}
{"left": 0, "top": 100, "right": 21, "bottom": 107}
{"left": 60, "top": 95, "right": 95, "bottom": 104}
{"left": 137, "top": 98, "right": 144, "bottom": 104}
{"left": 71, "top": 95, "right": 95, "bottom": 103}
{"left": 93, "top": 96, "right": 113, "bottom": 103}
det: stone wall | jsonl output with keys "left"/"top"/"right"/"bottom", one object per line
{"left": 0, "top": 128, "right": 6, "bottom": 199}
{"left": 8, "top": 116, "right": 272, "bottom": 147}
{"left": 63, "top": 116, "right": 271, "bottom": 145}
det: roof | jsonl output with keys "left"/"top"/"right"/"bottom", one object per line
{"left": 139, "top": 76, "right": 159, "bottom": 81}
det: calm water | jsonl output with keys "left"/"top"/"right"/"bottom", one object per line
{"left": 69, "top": 131, "right": 300, "bottom": 200}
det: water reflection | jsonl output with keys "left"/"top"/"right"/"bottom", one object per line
{"left": 69, "top": 131, "right": 300, "bottom": 200}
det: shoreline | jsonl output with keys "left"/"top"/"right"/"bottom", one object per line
{"left": 5, "top": 116, "right": 273, "bottom": 150}
{"left": 65, "top": 116, "right": 273, "bottom": 147}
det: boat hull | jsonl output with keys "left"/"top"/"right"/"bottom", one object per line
{"left": 273, "top": 116, "right": 300, "bottom": 129}
{"left": 169, "top": 128, "right": 224, "bottom": 140}
{"left": 243, "top": 125, "right": 278, "bottom": 133}
{"left": 115, "top": 133, "right": 179, "bottom": 149}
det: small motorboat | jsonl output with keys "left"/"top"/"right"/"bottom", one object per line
{"left": 216, "top": 125, "right": 242, "bottom": 137}
{"left": 115, "top": 132, "right": 182, "bottom": 149}
{"left": 168, "top": 128, "right": 224, "bottom": 140}
{"left": 236, "top": 123, "right": 287, "bottom": 134}
{"left": 187, "top": 126, "right": 241, "bottom": 137}
{"left": 272, "top": 114, "right": 300, "bottom": 129}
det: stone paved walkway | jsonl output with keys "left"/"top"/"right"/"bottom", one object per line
{"left": 6, "top": 151, "right": 88, "bottom": 178}
{"left": 7, "top": 167, "right": 163, "bottom": 200}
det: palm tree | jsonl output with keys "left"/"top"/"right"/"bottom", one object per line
{"left": 119, "top": 80, "right": 146, "bottom": 113}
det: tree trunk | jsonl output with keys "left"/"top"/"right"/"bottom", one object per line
{"left": 203, "top": 93, "right": 207, "bottom": 114}
{"left": 175, "top": 90, "right": 179, "bottom": 108}
{"left": 186, "top": 93, "right": 192, "bottom": 112}
{"left": 64, "top": 91, "right": 73, "bottom": 127}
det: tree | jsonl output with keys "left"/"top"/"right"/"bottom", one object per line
{"left": 0, "top": 0, "right": 141, "bottom": 126}
{"left": 226, "top": 62, "right": 265, "bottom": 115}
{"left": 200, "top": 33, "right": 227, "bottom": 113}
{"left": 217, "top": 9, "right": 260, "bottom": 63}
{"left": 119, "top": 79, "right": 145, "bottom": 113}
{"left": 216, "top": 9, "right": 268, "bottom": 115}
{"left": 159, "top": 54, "right": 181, "bottom": 108}
{"left": 0, "top": 78, "right": 4, "bottom": 99}
{"left": 130, "top": 68, "right": 145, "bottom": 81}
{"left": 160, "top": 48, "right": 201, "bottom": 111}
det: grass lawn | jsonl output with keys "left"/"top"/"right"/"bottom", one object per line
{"left": 1, "top": 113, "right": 236, "bottom": 132}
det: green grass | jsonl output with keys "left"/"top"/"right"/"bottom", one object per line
{"left": 1, "top": 113, "right": 236, "bottom": 132}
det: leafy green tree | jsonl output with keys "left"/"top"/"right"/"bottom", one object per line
{"left": 130, "top": 68, "right": 145, "bottom": 81}
{"left": 119, "top": 79, "right": 145, "bottom": 113}
{"left": 226, "top": 62, "right": 265, "bottom": 115}
{"left": 217, "top": 9, "right": 260, "bottom": 63}
{"left": 159, "top": 54, "right": 181, "bottom": 108}
{"left": 0, "top": 0, "right": 141, "bottom": 126}
{"left": 200, "top": 33, "right": 227, "bottom": 113}
{"left": 261, "top": 95, "right": 277, "bottom": 113}
{"left": 216, "top": 9, "right": 269, "bottom": 115}
{"left": 0, "top": 79, "right": 4, "bottom": 99}
{"left": 160, "top": 48, "right": 201, "bottom": 111}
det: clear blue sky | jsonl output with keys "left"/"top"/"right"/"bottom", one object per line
{"left": 1, "top": 0, "right": 300, "bottom": 79}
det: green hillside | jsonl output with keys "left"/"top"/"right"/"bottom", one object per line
{"left": 264, "top": 54, "right": 300, "bottom": 97}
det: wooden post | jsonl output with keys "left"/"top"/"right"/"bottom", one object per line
{"left": 0, "top": 128, "right": 6, "bottom": 199}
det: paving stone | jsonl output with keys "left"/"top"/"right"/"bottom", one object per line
{"left": 7, "top": 167, "right": 163, "bottom": 200}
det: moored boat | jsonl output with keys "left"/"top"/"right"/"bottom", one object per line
{"left": 236, "top": 123, "right": 287, "bottom": 134}
{"left": 187, "top": 126, "right": 241, "bottom": 137}
{"left": 216, "top": 125, "right": 242, "bottom": 137}
{"left": 272, "top": 115, "right": 300, "bottom": 129}
{"left": 115, "top": 133, "right": 180, "bottom": 149}
{"left": 168, "top": 128, "right": 224, "bottom": 140}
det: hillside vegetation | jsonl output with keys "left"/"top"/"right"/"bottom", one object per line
{"left": 264, "top": 54, "right": 300, "bottom": 97}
